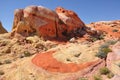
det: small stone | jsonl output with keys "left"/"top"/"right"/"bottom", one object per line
{"left": 69, "top": 37, "right": 76, "bottom": 43}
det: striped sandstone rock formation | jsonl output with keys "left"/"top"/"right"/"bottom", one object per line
{"left": 12, "top": 5, "right": 86, "bottom": 40}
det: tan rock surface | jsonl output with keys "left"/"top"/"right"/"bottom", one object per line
{"left": 0, "top": 39, "right": 105, "bottom": 80}
{"left": 0, "top": 55, "right": 105, "bottom": 80}
{"left": 107, "top": 42, "right": 120, "bottom": 75}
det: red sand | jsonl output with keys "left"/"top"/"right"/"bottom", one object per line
{"left": 32, "top": 51, "right": 99, "bottom": 73}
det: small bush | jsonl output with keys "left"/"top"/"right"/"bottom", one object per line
{"left": 0, "top": 70, "right": 4, "bottom": 75}
{"left": 4, "top": 59, "right": 11, "bottom": 64}
{"left": 94, "top": 75, "right": 102, "bottom": 80}
{"left": 106, "top": 40, "right": 117, "bottom": 45}
{"left": 107, "top": 72, "right": 114, "bottom": 79}
{"left": 96, "top": 40, "right": 117, "bottom": 59}
{"left": 91, "top": 37, "right": 98, "bottom": 42}
{"left": 98, "top": 34, "right": 105, "bottom": 40}
{"left": 112, "top": 29, "right": 118, "bottom": 32}
{"left": 90, "top": 34, "right": 105, "bottom": 42}
{"left": 24, "top": 51, "right": 31, "bottom": 57}
{"left": 96, "top": 47, "right": 112, "bottom": 59}
{"left": 100, "top": 67, "right": 110, "bottom": 75}
{"left": 78, "top": 77, "right": 88, "bottom": 80}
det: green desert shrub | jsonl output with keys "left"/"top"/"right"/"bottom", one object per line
{"left": 96, "top": 40, "right": 117, "bottom": 59}
{"left": 90, "top": 37, "right": 98, "bottom": 42}
{"left": 100, "top": 67, "right": 110, "bottom": 75}
{"left": 94, "top": 75, "right": 102, "bottom": 80}
{"left": 99, "top": 67, "right": 114, "bottom": 78}
{"left": 24, "top": 51, "right": 31, "bottom": 57}
{"left": 98, "top": 34, "right": 105, "bottom": 40}
{"left": 107, "top": 72, "right": 114, "bottom": 79}
{"left": 4, "top": 59, "right": 12, "bottom": 64}
{"left": 112, "top": 29, "right": 118, "bottom": 32}
{"left": 96, "top": 47, "right": 112, "bottom": 59}
{"left": 78, "top": 77, "right": 88, "bottom": 80}
{"left": 90, "top": 34, "right": 105, "bottom": 42}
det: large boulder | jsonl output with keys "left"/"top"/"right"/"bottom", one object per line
{"left": 55, "top": 7, "right": 85, "bottom": 36}
{"left": 12, "top": 5, "right": 86, "bottom": 40}
{"left": 0, "top": 21, "right": 7, "bottom": 34}
{"left": 12, "top": 6, "right": 59, "bottom": 39}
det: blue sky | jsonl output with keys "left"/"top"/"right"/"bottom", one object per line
{"left": 0, "top": 0, "right": 120, "bottom": 32}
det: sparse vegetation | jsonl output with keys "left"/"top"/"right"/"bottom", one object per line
{"left": 99, "top": 67, "right": 114, "bottom": 79}
{"left": 90, "top": 37, "right": 98, "bottom": 42}
{"left": 90, "top": 34, "right": 105, "bottom": 42}
{"left": 96, "top": 40, "right": 117, "bottom": 59}
{"left": 96, "top": 47, "right": 112, "bottom": 59}
{"left": 0, "top": 70, "right": 4, "bottom": 75}
{"left": 107, "top": 72, "right": 114, "bottom": 79}
{"left": 98, "top": 34, "right": 105, "bottom": 40}
{"left": 106, "top": 40, "right": 118, "bottom": 45}
{"left": 78, "top": 77, "right": 88, "bottom": 80}
{"left": 4, "top": 59, "right": 12, "bottom": 64}
{"left": 24, "top": 51, "right": 31, "bottom": 57}
{"left": 94, "top": 75, "right": 102, "bottom": 80}
{"left": 100, "top": 67, "right": 110, "bottom": 75}
{"left": 112, "top": 29, "right": 118, "bottom": 32}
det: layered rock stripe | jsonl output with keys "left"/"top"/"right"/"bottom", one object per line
{"left": 32, "top": 43, "right": 102, "bottom": 73}
{"left": 12, "top": 6, "right": 85, "bottom": 40}
{"left": 32, "top": 50, "right": 101, "bottom": 73}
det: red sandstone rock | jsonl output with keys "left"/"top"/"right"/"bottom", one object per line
{"left": 32, "top": 50, "right": 102, "bottom": 73}
{"left": 12, "top": 6, "right": 59, "bottom": 39}
{"left": 12, "top": 5, "right": 86, "bottom": 40}
{"left": 55, "top": 7, "right": 85, "bottom": 36}
{"left": 88, "top": 20, "right": 120, "bottom": 39}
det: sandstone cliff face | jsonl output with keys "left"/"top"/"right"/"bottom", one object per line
{"left": 12, "top": 6, "right": 86, "bottom": 40}
{"left": 0, "top": 21, "right": 7, "bottom": 34}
